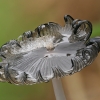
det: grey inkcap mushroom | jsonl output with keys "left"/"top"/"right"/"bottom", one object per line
{"left": 0, "top": 15, "right": 100, "bottom": 100}
{"left": 0, "top": 15, "right": 100, "bottom": 85}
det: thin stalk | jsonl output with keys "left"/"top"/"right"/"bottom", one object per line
{"left": 52, "top": 78, "right": 66, "bottom": 100}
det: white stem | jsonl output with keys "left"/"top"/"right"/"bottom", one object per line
{"left": 52, "top": 78, "right": 66, "bottom": 100}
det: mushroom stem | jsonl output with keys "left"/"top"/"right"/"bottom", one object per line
{"left": 52, "top": 78, "right": 66, "bottom": 100}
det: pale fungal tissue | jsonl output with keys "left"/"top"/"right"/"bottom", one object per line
{"left": 0, "top": 15, "right": 100, "bottom": 85}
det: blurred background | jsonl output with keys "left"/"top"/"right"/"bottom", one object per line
{"left": 0, "top": 0, "right": 100, "bottom": 100}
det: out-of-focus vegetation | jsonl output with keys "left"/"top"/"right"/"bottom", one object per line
{"left": 92, "top": 23, "right": 100, "bottom": 37}
{"left": 0, "top": 0, "right": 100, "bottom": 100}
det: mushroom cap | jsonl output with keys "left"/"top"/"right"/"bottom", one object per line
{"left": 0, "top": 15, "right": 99, "bottom": 85}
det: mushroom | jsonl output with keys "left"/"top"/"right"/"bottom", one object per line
{"left": 0, "top": 15, "right": 100, "bottom": 100}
